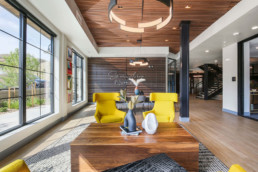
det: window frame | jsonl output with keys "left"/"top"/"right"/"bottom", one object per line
{"left": 72, "top": 50, "right": 84, "bottom": 105}
{"left": 0, "top": 0, "right": 56, "bottom": 135}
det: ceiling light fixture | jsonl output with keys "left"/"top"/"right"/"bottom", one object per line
{"left": 138, "top": 18, "right": 162, "bottom": 28}
{"left": 205, "top": 50, "right": 210, "bottom": 53}
{"left": 185, "top": 5, "right": 191, "bottom": 9}
{"left": 157, "top": 4, "right": 172, "bottom": 30}
{"left": 256, "top": 47, "right": 258, "bottom": 49}
{"left": 233, "top": 32, "right": 240, "bottom": 36}
{"left": 109, "top": 11, "right": 126, "bottom": 25}
{"left": 252, "top": 26, "right": 258, "bottom": 30}
{"left": 172, "top": 27, "right": 177, "bottom": 30}
{"left": 126, "top": 40, "right": 130, "bottom": 42}
{"left": 165, "top": 39, "right": 169, "bottom": 42}
{"left": 129, "top": 58, "right": 149, "bottom": 66}
{"left": 120, "top": 25, "right": 144, "bottom": 33}
{"left": 108, "top": 0, "right": 173, "bottom": 33}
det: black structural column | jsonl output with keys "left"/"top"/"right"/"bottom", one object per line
{"left": 179, "top": 21, "right": 190, "bottom": 122}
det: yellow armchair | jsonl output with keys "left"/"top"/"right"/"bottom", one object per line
{"left": 143, "top": 93, "right": 178, "bottom": 122}
{"left": 93, "top": 93, "right": 126, "bottom": 123}
{"left": 228, "top": 164, "right": 246, "bottom": 172}
{"left": 0, "top": 159, "right": 30, "bottom": 172}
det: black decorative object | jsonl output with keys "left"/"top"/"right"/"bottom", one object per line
{"left": 108, "top": 0, "right": 117, "bottom": 19}
{"left": 120, "top": 125, "right": 142, "bottom": 136}
{"left": 124, "top": 109, "right": 137, "bottom": 132}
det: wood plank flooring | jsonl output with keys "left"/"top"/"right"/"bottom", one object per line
{"left": 1, "top": 96, "right": 258, "bottom": 172}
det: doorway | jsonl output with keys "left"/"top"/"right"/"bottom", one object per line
{"left": 239, "top": 36, "right": 258, "bottom": 120}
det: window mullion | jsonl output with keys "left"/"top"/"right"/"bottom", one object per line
{"left": 50, "top": 37, "right": 54, "bottom": 113}
{"left": 81, "top": 58, "right": 83, "bottom": 101}
{"left": 74, "top": 54, "right": 78, "bottom": 102}
{"left": 19, "top": 13, "right": 27, "bottom": 125}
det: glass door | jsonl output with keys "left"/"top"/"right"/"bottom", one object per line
{"left": 167, "top": 58, "right": 176, "bottom": 93}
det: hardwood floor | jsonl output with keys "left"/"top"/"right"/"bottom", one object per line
{"left": 177, "top": 96, "right": 258, "bottom": 172}
{"left": 1, "top": 96, "right": 258, "bottom": 172}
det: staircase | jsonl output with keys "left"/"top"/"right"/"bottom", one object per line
{"left": 196, "top": 64, "right": 222, "bottom": 100}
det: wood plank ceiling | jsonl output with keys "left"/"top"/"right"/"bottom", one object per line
{"left": 74, "top": 0, "right": 240, "bottom": 53}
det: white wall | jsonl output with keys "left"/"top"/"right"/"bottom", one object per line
{"left": 222, "top": 43, "right": 238, "bottom": 115}
{"left": 0, "top": 0, "right": 88, "bottom": 158}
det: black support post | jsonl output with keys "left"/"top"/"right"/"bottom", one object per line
{"left": 203, "top": 65, "right": 209, "bottom": 100}
{"left": 19, "top": 13, "right": 27, "bottom": 124}
{"left": 179, "top": 21, "right": 190, "bottom": 122}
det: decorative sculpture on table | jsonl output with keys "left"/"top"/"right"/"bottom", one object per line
{"left": 119, "top": 89, "right": 142, "bottom": 134}
{"left": 129, "top": 78, "right": 146, "bottom": 95}
{"left": 142, "top": 113, "right": 158, "bottom": 135}
{"left": 119, "top": 89, "right": 138, "bottom": 132}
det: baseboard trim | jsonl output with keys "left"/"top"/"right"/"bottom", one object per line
{"left": 222, "top": 108, "right": 238, "bottom": 115}
{"left": 179, "top": 117, "right": 190, "bottom": 122}
{"left": 244, "top": 112, "right": 250, "bottom": 116}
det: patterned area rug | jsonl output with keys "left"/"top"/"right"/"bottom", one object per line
{"left": 104, "top": 153, "right": 187, "bottom": 172}
{"left": 25, "top": 124, "right": 229, "bottom": 172}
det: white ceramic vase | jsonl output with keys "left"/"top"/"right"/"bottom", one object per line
{"left": 142, "top": 113, "right": 158, "bottom": 135}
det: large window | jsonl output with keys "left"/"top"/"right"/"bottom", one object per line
{"left": 0, "top": 0, "right": 55, "bottom": 135}
{"left": 72, "top": 51, "right": 84, "bottom": 104}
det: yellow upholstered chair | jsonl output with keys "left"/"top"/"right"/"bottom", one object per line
{"left": 228, "top": 164, "right": 246, "bottom": 172}
{"left": 93, "top": 93, "right": 126, "bottom": 123}
{"left": 143, "top": 93, "right": 178, "bottom": 122}
{"left": 0, "top": 159, "right": 30, "bottom": 172}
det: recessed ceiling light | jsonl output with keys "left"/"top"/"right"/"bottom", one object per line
{"left": 165, "top": 39, "right": 169, "bottom": 42}
{"left": 256, "top": 46, "right": 258, "bottom": 49}
{"left": 185, "top": 5, "right": 191, "bottom": 9}
{"left": 223, "top": 41, "right": 226, "bottom": 44}
{"left": 252, "top": 26, "right": 258, "bottom": 30}
{"left": 205, "top": 50, "right": 210, "bottom": 53}
{"left": 126, "top": 40, "right": 130, "bottom": 42}
{"left": 233, "top": 32, "right": 240, "bottom": 36}
{"left": 172, "top": 27, "right": 177, "bottom": 30}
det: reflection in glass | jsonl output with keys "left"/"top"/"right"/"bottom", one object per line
{"left": 0, "top": 98, "right": 19, "bottom": 133}
{"left": 0, "top": 2, "right": 20, "bottom": 38}
{"left": 40, "top": 72, "right": 50, "bottom": 94}
{"left": 26, "top": 96, "right": 40, "bottom": 122}
{"left": 0, "top": 31, "right": 20, "bottom": 67}
{"left": 41, "top": 50, "right": 51, "bottom": 73}
{"left": 41, "top": 94, "right": 51, "bottom": 116}
{"left": 77, "top": 57, "right": 82, "bottom": 102}
{"left": 26, "top": 70, "right": 39, "bottom": 96}
{"left": 26, "top": 44, "right": 40, "bottom": 71}
{"left": 27, "top": 18, "right": 41, "bottom": 48}
{"left": 41, "top": 30, "right": 51, "bottom": 53}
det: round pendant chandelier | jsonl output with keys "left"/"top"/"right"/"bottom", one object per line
{"left": 108, "top": 0, "right": 173, "bottom": 33}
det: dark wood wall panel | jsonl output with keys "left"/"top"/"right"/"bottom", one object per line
{"left": 88, "top": 58, "right": 166, "bottom": 102}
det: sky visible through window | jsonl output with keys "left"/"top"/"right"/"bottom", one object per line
{"left": 0, "top": 5, "right": 51, "bottom": 60}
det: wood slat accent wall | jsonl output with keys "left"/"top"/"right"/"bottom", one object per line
{"left": 88, "top": 58, "right": 166, "bottom": 102}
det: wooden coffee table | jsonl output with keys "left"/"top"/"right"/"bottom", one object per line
{"left": 70, "top": 123, "right": 199, "bottom": 172}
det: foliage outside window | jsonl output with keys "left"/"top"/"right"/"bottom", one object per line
{"left": 0, "top": 0, "right": 55, "bottom": 135}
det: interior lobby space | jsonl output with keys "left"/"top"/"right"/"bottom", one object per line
{"left": 1, "top": 0, "right": 258, "bottom": 172}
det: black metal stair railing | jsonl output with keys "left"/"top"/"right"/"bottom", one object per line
{"left": 196, "top": 64, "right": 223, "bottom": 100}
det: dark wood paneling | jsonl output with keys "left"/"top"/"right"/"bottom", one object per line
{"left": 88, "top": 58, "right": 166, "bottom": 102}
{"left": 74, "top": 0, "right": 240, "bottom": 53}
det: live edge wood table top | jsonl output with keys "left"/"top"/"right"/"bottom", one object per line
{"left": 70, "top": 123, "right": 199, "bottom": 172}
